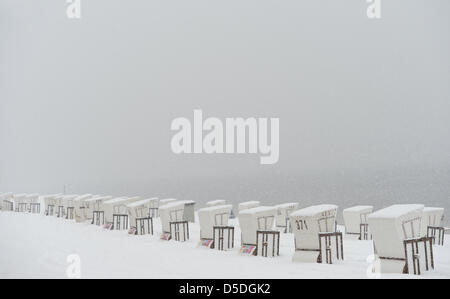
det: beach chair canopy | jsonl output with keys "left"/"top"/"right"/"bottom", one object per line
{"left": 127, "top": 197, "right": 158, "bottom": 223}
{"left": 159, "top": 202, "right": 185, "bottom": 233}
{"left": 368, "top": 204, "right": 424, "bottom": 262}
{"left": 238, "top": 206, "right": 277, "bottom": 245}
{"left": 420, "top": 207, "right": 445, "bottom": 236}
{"left": 103, "top": 196, "right": 140, "bottom": 223}
{"left": 275, "top": 202, "right": 299, "bottom": 226}
{"left": 343, "top": 205, "right": 374, "bottom": 234}
{"left": 198, "top": 205, "right": 233, "bottom": 239}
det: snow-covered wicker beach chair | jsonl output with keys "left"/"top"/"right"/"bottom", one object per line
{"left": 84, "top": 195, "right": 113, "bottom": 225}
{"left": 1, "top": 193, "right": 14, "bottom": 212}
{"left": 42, "top": 194, "right": 62, "bottom": 216}
{"left": 275, "top": 203, "right": 299, "bottom": 233}
{"left": 73, "top": 194, "right": 93, "bottom": 223}
{"left": 206, "top": 200, "right": 226, "bottom": 207}
{"left": 238, "top": 201, "right": 260, "bottom": 212}
{"left": 102, "top": 196, "right": 140, "bottom": 230}
{"left": 198, "top": 205, "right": 234, "bottom": 250}
{"left": 126, "top": 197, "right": 158, "bottom": 235}
{"left": 343, "top": 205, "right": 373, "bottom": 240}
{"left": 238, "top": 206, "right": 279, "bottom": 257}
{"left": 61, "top": 195, "right": 78, "bottom": 220}
{"left": 368, "top": 204, "right": 434, "bottom": 275}
{"left": 159, "top": 202, "right": 188, "bottom": 241}
{"left": 290, "top": 204, "right": 343, "bottom": 264}
{"left": 13, "top": 194, "right": 28, "bottom": 212}
{"left": 422, "top": 207, "right": 445, "bottom": 245}
{"left": 25, "top": 194, "right": 40, "bottom": 214}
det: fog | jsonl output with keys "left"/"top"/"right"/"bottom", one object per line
{"left": 1, "top": 1, "right": 449, "bottom": 221}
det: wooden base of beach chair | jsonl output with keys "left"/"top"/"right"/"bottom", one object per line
{"left": 256, "top": 230, "right": 280, "bottom": 257}
{"left": 57, "top": 206, "right": 65, "bottom": 218}
{"left": 135, "top": 217, "right": 153, "bottom": 235}
{"left": 170, "top": 221, "right": 189, "bottom": 242}
{"left": 404, "top": 237, "right": 434, "bottom": 275}
{"left": 213, "top": 226, "right": 235, "bottom": 250}
{"left": 66, "top": 207, "right": 74, "bottom": 220}
{"left": 92, "top": 211, "right": 104, "bottom": 225}
{"left": 149, "top": 208, "right": 158, "bottom": 218}
{"left": 47, "top": 204, "right": 55, "bottom": 216}
{"left": 17, "top": 203, "right": 28, "bottom": 213}
{"left": 359, "top": 223, "right": 371, "bottom": 240}
{"left": 318, "top": 232, "right": 344, "bottom": 264}
{"left": 427, "top": 226, "right": 445, "bottom": 246}
{"left": 112, "top": 214, "right": 129, "bottom": 230}
{"left": 30, "top": 203, "right": 40, "bottom": 214}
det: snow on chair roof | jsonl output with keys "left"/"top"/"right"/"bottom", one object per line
{"left": 368, "top": 204, "right": 424, "bottom": 219}
{"left": 343, "top": 205, "right": 373, "bottom": 213}
{"left": 13, "top": 193, "right": 27, "bottom": 198}
{"left": 290, "top": 204, "right": 338, "bottom": 218}
{"left": 238, "top": 201, "right": 260, "bottom": 211}
{"left": 206, "top": 200, "right": 226, "bottom": 207}
{"left": 159, "top": 198, "right": 177, "bottom": 205}
{"left": 73, "top": 194, "right": 93, "bottom": 201}
{"left": 127, "top": 197, "right": 158, "bottom": 208}
{"left": 84, "top": 195, "right": 113, "bottom": 203}
{"left": 0, "top": 192, "right": 13, "bottom": 199}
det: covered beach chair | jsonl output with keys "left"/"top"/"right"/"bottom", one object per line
{"left": 275, "top": 203, "right": 299, "bottom": 233}
{"left": 13, "top": 194, "right": 28, "bottom": 212}
{"left": 26, "top": 194, "right": 40, "bottom": 214}
{"left": 73, "top": 194, "right": 93, "bottom": 223}
{"left": 126, "top": 197, "right": 158, "bottom": 235}
{"left": 368, "top": 204, "right": 434, "bottom": 275}
{"left": 343, "top": 205, "right": 373, "bottom": 240}
{"left": 61, "top": 195, "right": 78, "bottom": 220}
{"left": 238, "top": 201, "right": 260, "bottom": 212}
{"left": 1, "top": 193, "right": 14, "bottom": 212}
{"left": 198, "top": 205, "right": 234, "bottom": 250}
{"left": 159, "top": 202, "right": 188, "bottom": 241}
{"left": 54, "top": 195, "right": 66, "bottom": 217}
{"left": 290, "top": 204, "right": 343, "bottom": 264}
{"left": 102, "top": 196, "right": 140, "bottom": 230}
{"left": 206, "top": 200, "right": 226, "bottom": 207}
{"left": 422, "top": 207, "right": 445, "bottom": 245}
{"left": 84, "top": 195, "right": 113, "bottom": 225}
{"left": 238, "top": 206, "right": 279, "bottom": 257}
{"left": 42, "top": 194, "right": 62, "bottom": 216}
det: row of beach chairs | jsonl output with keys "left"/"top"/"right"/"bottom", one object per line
{"left": 0, "top": 192, "right": 446, "bottom": 276}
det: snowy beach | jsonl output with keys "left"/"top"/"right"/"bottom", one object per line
{"left": 0, "top": 211, "right": 449, "bottom": 279}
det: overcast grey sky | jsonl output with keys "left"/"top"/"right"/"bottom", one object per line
{"left": 1, "top": 1, "right": 449, "bottom": 207}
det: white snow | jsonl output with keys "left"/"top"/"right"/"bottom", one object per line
{"left": 127, "top": 198, "right": 158, "bottom": 208}
{"left": 0, "top": 211, "right": 449, "bottom": 279}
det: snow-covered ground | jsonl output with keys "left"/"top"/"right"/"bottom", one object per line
{"left": 0, "top": 211, "right": 449, "bottom": 279}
